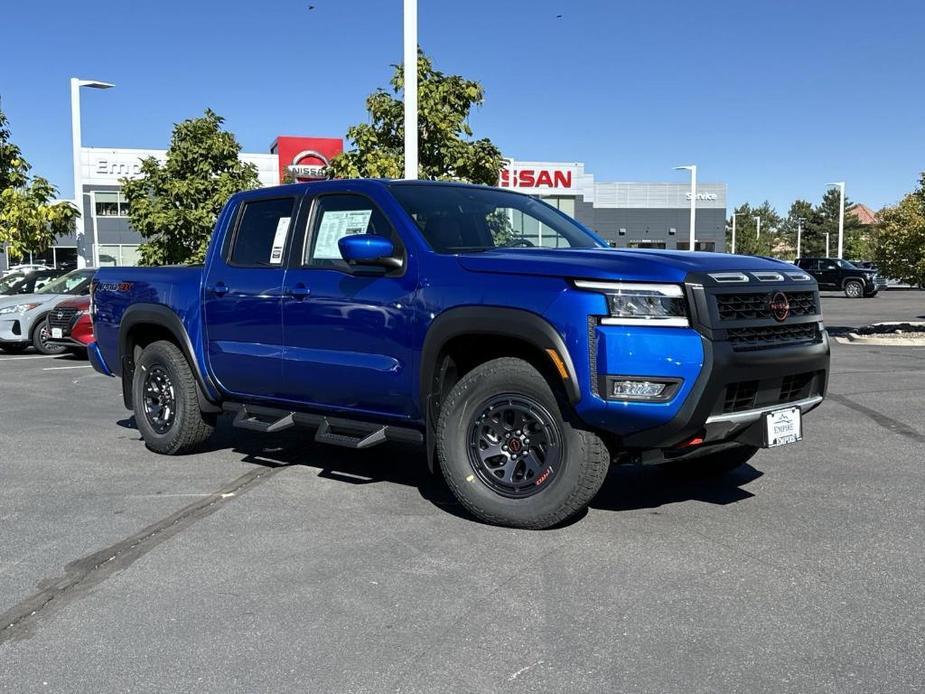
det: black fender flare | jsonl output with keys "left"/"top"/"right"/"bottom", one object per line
{"left": 118, "top": 303, "right": 221, "bottom": 413}
{"left": 419, "top": 306, "right": 582, "bottom": 470}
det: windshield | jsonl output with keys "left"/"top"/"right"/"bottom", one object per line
{"left": 389, "top": 183, "right": 604, "bottom": 253}
{"left": 37, "top": 269, "right": 94, "bottom": 295}
{"left": 0, "top": 273, "right": 26, "bottom": 294}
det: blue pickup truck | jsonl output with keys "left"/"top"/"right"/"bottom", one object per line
{"left": 90, "top": 180, "right": 829, "bottom": 528}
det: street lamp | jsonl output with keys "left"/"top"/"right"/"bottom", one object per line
{"left": 403, "top": 0, "right": 418, "bottom": 180}
{"left": 826, "top": 181, "right": 846, "bottom": 259}
{"left": 730, "top": 211, "right": 745, "bottom": 254}
{"left": 754, "top": 215, "right": 762, "bottom": 239}
{"left": 796, "top": 216, "right": 806, "bottom": 259}
{"left": 71, "top": 77, "right": 115, "bottom": 269}
{"left": 674, "top": 165, "right": 697, "bottom": 252}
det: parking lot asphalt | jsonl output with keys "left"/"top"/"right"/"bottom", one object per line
{"left": 1, "top": 291, "right": 923, "bottom": 693}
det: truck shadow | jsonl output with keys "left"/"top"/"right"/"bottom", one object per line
{"left": 193, "top": 418, "right": 762, "bottom": 524}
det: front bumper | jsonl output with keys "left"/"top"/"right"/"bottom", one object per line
{"left": 0, "top": 318, "right": 27, "bottom": 344}
{"left": 620, "top": 332, "right": 829, "bottom": 449}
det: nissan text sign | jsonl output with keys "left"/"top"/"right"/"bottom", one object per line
{"left": 498, "top": 161, "right": 580, "bottom": 193}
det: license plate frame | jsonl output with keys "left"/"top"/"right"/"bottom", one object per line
{"left": 764, "top": 406, "right": 802, "bottom": 447}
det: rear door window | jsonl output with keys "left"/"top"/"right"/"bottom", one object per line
{"left": 229, "top": 197, "right": 296, "bottom": 266}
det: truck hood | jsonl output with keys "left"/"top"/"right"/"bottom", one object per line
{"left": 456, "top": 248, "right": 796, "bottom": 283}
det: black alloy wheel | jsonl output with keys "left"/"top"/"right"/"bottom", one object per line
{"left": 467, "top": 394, "right": 562, "bottom": 498}
{"left": 142, "top": 365, "right": 177, "bottom": 435}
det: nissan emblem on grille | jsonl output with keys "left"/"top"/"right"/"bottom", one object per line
{"left": 769, "top": 292, "right": 790, "bottom": 322}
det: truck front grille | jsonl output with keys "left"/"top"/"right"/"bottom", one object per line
{"left": 718, "top": 370, "right": 822, "bottom": 414}
{"left": 727, "top": 323, "right": 819, "bottom": 351}
{"left": 715, "top": 291, "right": 816, "bottom": 321}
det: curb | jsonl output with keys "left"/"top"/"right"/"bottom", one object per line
{"left": 831, "top": 322, "right": 925, "bottom": 347}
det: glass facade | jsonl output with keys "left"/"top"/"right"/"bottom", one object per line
{"left": 95, "top": 191, "right": 131, "bottom": 217}
{"left": 98, "top": 244, "right": 141, "bottom": 267}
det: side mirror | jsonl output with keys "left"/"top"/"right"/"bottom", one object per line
{"left": 338, "top": 234, "right": 401, "bottom": 270}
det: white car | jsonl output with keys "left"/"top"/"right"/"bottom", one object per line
{"left": 0, "top": 269, "right": 95, "bottom": 354}
{"left": 1, "top": 264, "right": 50, "bottom": 278}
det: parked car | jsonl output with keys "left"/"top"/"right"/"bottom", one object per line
{"left": 0, "top": 268, "right": 67, "bottom": 296}
{"left": 0, "top": 268, "right": 95, "bottom": 354}
{"left": 1, "top": 263, "right": 50, "bottom": 278}
{"left": 91, "top": 180, "right": 830, "bottom": 529}
{"left": 44, "top": 296, "right": 93, "bottom": 354}
{"left": 795, "top": 257, "right": 885, "bottom": 298}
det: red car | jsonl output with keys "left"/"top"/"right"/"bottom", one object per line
{"left": 45, "top": 296, "right": 93, "bottom": 354}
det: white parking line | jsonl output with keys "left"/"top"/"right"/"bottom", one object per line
{"left": 0, "top": 354, "right": 59, "bottom": 361}
{"left": 42, "top": 365, "right": 93, "bottom": 371}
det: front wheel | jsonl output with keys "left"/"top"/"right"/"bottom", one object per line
{"left": 436, "top": 357, "right": 610, "bottom": 529}
{"left": 32, "top": 319, "right": 67, "bottom": 355}
{"left": 843, "top": 280, "right": 864, "bottom": 298}
{"left": 133, "top": 340, "right": 214, "bottom": 454}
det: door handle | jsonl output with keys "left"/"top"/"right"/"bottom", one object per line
{"left": 288, "top": 283, "right": 310, "bottom": 299}
{"left": 209, "top": 282, "right": 229, "bottom": 297}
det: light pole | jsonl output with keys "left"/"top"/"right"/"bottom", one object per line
{"left": 403, "top": 0, "right": 418, "bottom": 180}
{"left": 754, "top": 216, "right": 762, "bottom": 239}
{"left": 796, "top": 216, "right": 805, "bottom": 259}
{"left": 731, "top": 211, "right": 744, "bottom": 254}
{"left": 826, "top": 181, "right": 846, "bottom": 259}
{"left": 674, "top": 165, "right": 697, "bottom": 251}
{"left": 71, "top": 77, "right": 115, "bottom": 268}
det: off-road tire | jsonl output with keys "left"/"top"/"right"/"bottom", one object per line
{"left": 133, "top": 340, "right": 214, "bottom": 455}
{"left": 436, "top": 357, "right": 610, "bottom": 529}
{"left": 843, "top": 280, "right": 864, "bottom": 298}
{"left": 32, "top": 318, "right": 67, "bottom": 355}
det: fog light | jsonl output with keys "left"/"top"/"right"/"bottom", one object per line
{"left": 612, "top": 380, "right": 665, "bottom": 398}
{"left": 606, "top": 376, "right": 681, "bottom": 401}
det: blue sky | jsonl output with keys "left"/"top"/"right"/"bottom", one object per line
{"left": 2, "top": 0, "right": 923, "bottom": 213}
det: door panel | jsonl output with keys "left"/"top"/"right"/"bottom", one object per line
{"left": 204, "top": 196, "right": 296, "bottom": 398}
{"left": 279, "top": 193, "right": 418, "bottom": 418}
{"left": 280, "top": 271, "right": 417, "bottom": 416}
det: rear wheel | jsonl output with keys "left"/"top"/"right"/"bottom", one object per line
{"left": 31, "top": 319, "right": 67, "bottom": 355}
{"left": 133, "top": 340, "right": 214, "bottom": 454}
{"left": 843, "top": 280, "right": 863, "bottom": 298}
{"left": 0, "top": 343, "right": 29, "bottom": 354}
{"left": 436, "top": 357, "right": 610, "bottom": 529}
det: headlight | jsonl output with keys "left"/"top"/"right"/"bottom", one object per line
{"left": 574, "top": 281, "right": 689, "bottom": 327}
{"left": 0, "top": 303, "right": 41, "bottom": 315}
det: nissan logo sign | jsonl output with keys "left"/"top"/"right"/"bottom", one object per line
{"left": 287, "top": 149, "right": 330, "bottom": 180}
{"left": 769, "top": 291, "right": 790, "bottom": 322}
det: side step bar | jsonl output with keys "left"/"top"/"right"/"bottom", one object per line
{"left": 224, "top": 403, "right": 422, "bottom": 449}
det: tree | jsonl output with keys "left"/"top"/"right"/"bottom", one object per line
{"left": 779, "top": 199, "right": 814, "bottom": 259}
{"left": 0, "top": 101, "right": 78, "bottom": 260}
{"left": 328, "top": 50, "right": 503, "bottom": 185}
{"left": 875, "top": 173, "right": 925, "bottom": 286}
{"left": 726, "top": 201, "right": 782, "bottom": 256}
{"left": 122, "top": 109, "right": 259, "bottom": 265}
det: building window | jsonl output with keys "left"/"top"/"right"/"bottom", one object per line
{"left": 628, "top": 241, "right": 667, "bottom": 249}
{"left": 98, "top": 244, "right": 141, "bottom": 266}
{"left": 676, "top": 241, "right": 716, "bottom": 252}
{"left": 95, "top": 191, "right": 130, "bottom": 217}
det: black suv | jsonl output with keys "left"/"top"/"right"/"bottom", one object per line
{"left": 795, "top": 258, "right": 885, "bottom": 298}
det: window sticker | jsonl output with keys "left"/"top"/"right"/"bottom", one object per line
{"left": 269, "top": 216, "right": 291, "bottom": 264}
{"left": 313, "top": 209, "right": 373, "bottom": 260}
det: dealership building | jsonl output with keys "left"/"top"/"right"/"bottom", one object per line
{"left": 2, "top": 138, "right": 726, "bottom": 269}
